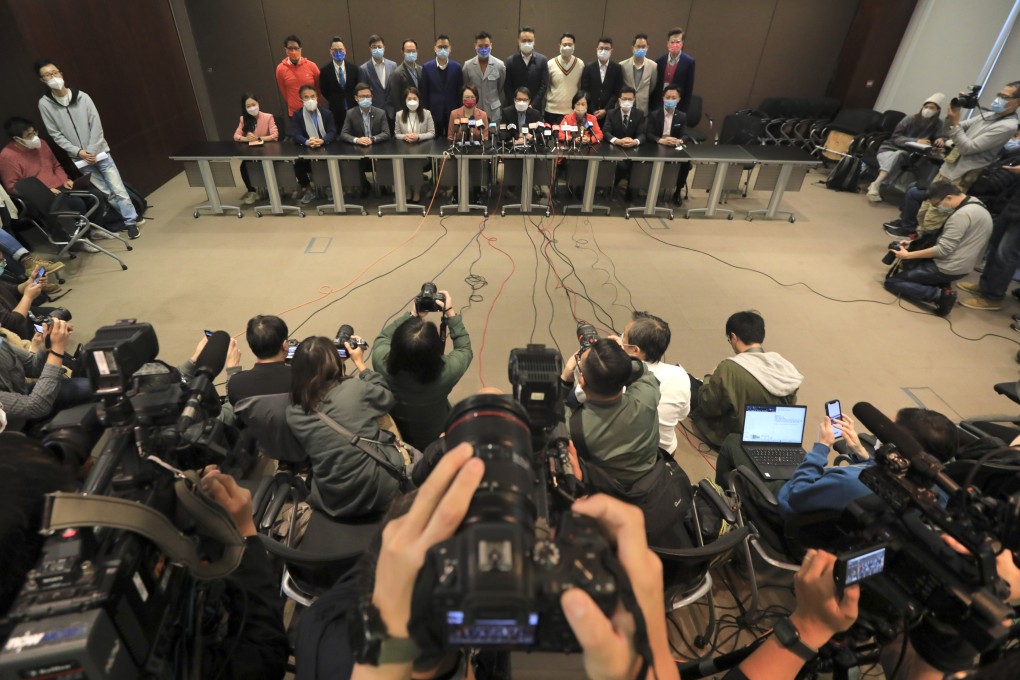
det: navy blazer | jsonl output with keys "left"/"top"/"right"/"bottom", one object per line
{"left": 420, "top": 60, "right": 464, "bottom": 135}
{"left": 652, "top": 52, "right": 695, "bottom": 113}
{"left": 580, "top": 60, "right": 624, "bottom": 115}
{"left": 499, "top": 104, "right": 543, "bottom": 140}
{"left": 645, "top": 108, "right": 687, "bottom": 145}
{"left": 503, "top": 52, "right": 549, "bottom": 110}
{"left": 290, "top": 107, "right": 337, "bottom": 146}
{"left": 358, "top": 58, "right": 397, "bottom": 110}
{"left": 319, "top": 59, "right": 360, "bottom": 127}
{"left": 603, "top": 106, "right": 647, "bottom": 142}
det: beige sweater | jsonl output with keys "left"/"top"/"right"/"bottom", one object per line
{"left": 546, "top": 56, "right": 584, "bottom": 115}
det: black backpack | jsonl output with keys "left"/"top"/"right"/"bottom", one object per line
{"left": 124, "top": 182, "right": 150, "bottom": 220}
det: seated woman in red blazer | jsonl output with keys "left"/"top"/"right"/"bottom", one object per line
{"left": 558, "top": 91, "right": 603, "bottom": 144}
{"left": 233, "top": 92, "right": 279, "bottom": 204}
{"left": 446, "top": 85, "right": 490, "bottom": 143}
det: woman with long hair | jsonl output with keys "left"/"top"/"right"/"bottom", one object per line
{"left": 232, "top": 92, "right": 279, "bottom": 204}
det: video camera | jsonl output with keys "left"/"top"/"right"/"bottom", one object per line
{"left": 0, "top": 320, "right": 255, "bottom": 680}
{"left": 414, "top": 282, "right": 447, "bottom": 313}
{"left": 333, "top": 324, "right": 369, "bottom": 360}
{"left": 952, "top": 85, "right": 982, "bottom": 109}
{"left": 408, "top": 345, "right": 647, "bottom": 658}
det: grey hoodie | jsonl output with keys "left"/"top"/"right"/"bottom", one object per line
{"left": 38, "top": 88, "right": 110, "bottom": 159}
{"left": 726, "top": 351, "right": 803, "bottom": 397}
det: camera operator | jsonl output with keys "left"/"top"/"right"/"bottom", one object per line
{"left": 884, "top": 181, "right": 992, "bottom": 315}
{"left": 226, "top": 314, "right": 291, "bottom": 406}
{"left": 372, "top": 290, "right": 472, "bottom": 450}
{"left": 885, "top": 80, "right": 1020, "bottom": 238}
{"left": 323, "top": 444, "right": 680, "bottom": 680}
{"left": 0, "top": 318, "right": 89, "bottom": 431}
{"left": 287, "top": 336, "right": 401, "bottom": 519}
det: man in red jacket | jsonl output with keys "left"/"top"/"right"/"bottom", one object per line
{"left": 276, "top": 35, "right": 321, "bottom": 116}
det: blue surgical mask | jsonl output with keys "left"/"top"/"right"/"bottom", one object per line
{"left": 371, "top": 47, "right": 385, "bottom": 60}
{"left": 359, "top": 98, "right": 372, "bottom": 109}
{"left": 476, "top": 47, "right": 491, "bottom": 58}
{"left": 1006, "top": 138, "right": 1020, "bottom": 152}
{"left": 332, "top": 50, "right": 345, "bottom": 62}
{"left": 405, "top": 52, "right": 417, "bottom": 63}
{"left": 664, "top": 100, "right": 678, "bottom": 110}
{"left": 634, "top": 48, "right": 647, "bottom": 59}
{"left": 436, "top": 48, "right": 450, "bottom": 60}
{"left": 990, "top": 97, "right": 1007, "bottom": 113}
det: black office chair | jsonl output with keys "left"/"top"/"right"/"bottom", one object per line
{"left": 13, "top": 177, "right": 131, "bottom": 271}
{"left": 685, "top": 95, "right": 712, "bottom": 144}
{"left": 958, "top": 381, "right": 1020, "bottom": 444}
{"left": 715, "top": 114, "right": 764, "bottom": 198}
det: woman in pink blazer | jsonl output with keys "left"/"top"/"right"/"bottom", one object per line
{"left": 233, "top": 92, "right": 279, "bottom": 204}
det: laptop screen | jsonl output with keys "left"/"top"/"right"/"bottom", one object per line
{"left": 742, "top": 405, "right": 806, "bottom": 444}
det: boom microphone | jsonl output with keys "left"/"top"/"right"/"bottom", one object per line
{"left": 852, "top": 402, "right": 943, "bottom": 483}
{"left": 177, "top": 330, "right": 230, "bottom": 433}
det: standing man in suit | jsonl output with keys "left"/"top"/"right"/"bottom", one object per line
{"left": 652, "top": 27, "right": 695, "bottom": 114}
{"left": 647, "top": 84, "right": 690, "bottom": 204}
{"left": 500, "top": 87, "right": 542, "bottom": 144}
{"left": 387, "top": 39, "right": 424, "bottom": 123}
{"left": 276, "top": 35, "right": 321, "bottom": 117}
{"left": 340, "top": 82, "right": 392, "bottom": 195}
{"left": 504, "top": 26, "right": 549, "bottom": 113}
{"left": 358, "top": 35, "right": 396, "bottom": 119}
{"left": 463, "top": 31, "right": 506, "bottom": 125}
{"left": 320, "top": 36, "right": 359, "bottom": 133}
{"left": 420, "top": 34, "right": 463, "bottom": 139}
{"left": 604, "top": 87, "right": 646, "bottom": 200}
{"left": 580, "top": 36, "right": 623, "bottom": 124}
{"left": 619, "top": 34, "right": 657, "bottom": 115}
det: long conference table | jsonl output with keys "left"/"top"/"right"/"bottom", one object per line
{"left": 170, "top": 139, "right": 819, "bottom": 221}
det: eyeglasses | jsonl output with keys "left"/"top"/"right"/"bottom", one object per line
{"left": 996, "top": 92, "right": 1019, "bottom": 100}
{"left": 40, "top": 70, "right": 62, "bottom": 79}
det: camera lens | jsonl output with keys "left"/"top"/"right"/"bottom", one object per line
{"left": 444, "top": 394, "right": 538, "bottom": 530}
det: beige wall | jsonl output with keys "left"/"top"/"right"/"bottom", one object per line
{"left": 185, "top": 0, "right": 860, "bottom": 140}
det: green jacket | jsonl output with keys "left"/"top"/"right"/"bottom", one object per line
{"left": 371, "top": 313, "right": 473, "bottom": 449}
{"left": 286, "top": 370, "right": 398, "bottom": 519}
{"left": 692, "top": 353, "right": 802, "bottom": 448}
{"left": 569, "top": 368, "right": 661, "bottom": 488}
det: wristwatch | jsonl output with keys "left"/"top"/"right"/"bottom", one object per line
{"left": 773, "top": 617, "right": 817, "bottom": 661}
{"left": 351, "top": 598, "right": 420, "bottom": 666}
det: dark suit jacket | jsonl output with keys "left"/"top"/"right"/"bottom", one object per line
{"left": 357, "top": 58, "right": 397, "bottom": 111}
{"left": 387, "top": 62, "right": 424, "bottom": 120}
{"left": 290, "top": 107, "right": 337, "bottom": 146}
{"left": 319, "top": 60, "right": 360, "bottom": 129}
{"left": 503, "top": 52, "right": 549, "bottom": 110}
{"left": 580, "top": 61, "right": 624, "bottom": 115}
{"left": 339, "top": 106, "right": 391, "bottom": 143}
{"left": 603, "top": 106, "right": 647, "bottom": 143}
{"left": 420, "top": 60, "right": 464, "bottom": 136}
{"left": 645, "top": 108, "right": 688, "bottom": 144}
{"left": 652, "top": 52, "right": 695, "bottom": 113}
{"left": 499, "top": 105, "right": 543, "bottom": 140}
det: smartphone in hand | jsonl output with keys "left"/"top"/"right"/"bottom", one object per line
{"left": 34, "top": 266, "right": 46, "bottom": 285}
{"left": 825, "top": 399, "right": 843, "bottom": 439}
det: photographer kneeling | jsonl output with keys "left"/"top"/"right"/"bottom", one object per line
{"left": 287, "top": 336, "right": 401, "bottom": 519}
{"left": 372, "top": 288, "right": 472, "bottom": 450}
{"left": 884, "top": 181, "right": 992, "bottom": 316}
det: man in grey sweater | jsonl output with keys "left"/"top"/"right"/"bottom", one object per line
{"left": 884, "top": 182, "right": 993, "bottom": 316}
{"left": 34, "top": 59, "right": 140, "bottom": 239}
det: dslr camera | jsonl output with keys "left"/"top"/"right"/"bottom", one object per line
{"left": 28, "top": 307, "right": 72, "bottom": 327}
{"left": 881, "top": 241, "right": 902, "bottom": 265}
{"left": 951, "top": 85, "right": 981, "bottom": 109}
{"left": 576, "top": 321, "right": 599, "bottom": 350}
{"left": 334, "top": 324, "right": 369, "bottom": 360}
{"left": 415, "top": 282, "right": 447, "bottom": 313}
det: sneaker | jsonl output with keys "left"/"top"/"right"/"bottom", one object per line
{"left": 89, "top": 230, "right": 114, "bottom": 240}
{"left": 128, "top": 227, "right": 140, "bottom": 240}
{"left": 21, "top": 255, "right": 65, "bottom": 274}
{"left": 885, "top": 224, "right": 916, "bottom": 238}
{"left": 956, "top": 280, "right": 982, "bottom": 294}
{"left": 883, "top": 219, "right": 903, "bottom": 230}
{"left": 960, "top": 296, "right": 1002, "bottom": 311}
{"left": 300, "top": 188, "right": 315, "bottom": 205}
{"left": 867, "top": 183, "right": 882, "bottom": 202}
{"left": 240, "top": 191, "right": 256, "bottom": 205}
{"left": 936, "top": 288, "right": 957, "bottom": 317}
{"left": 135, "top": 218, "right": 146, "bottom": 227}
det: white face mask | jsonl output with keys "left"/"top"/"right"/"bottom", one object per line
{"left": 303, "top": 99, "right": 318, "bottom": 112}
{"left": 18, "top": 136, "right": 41, "bottom": 150}
{"left": 246, "top": 105, "right": 260, "bottom": 116}
{"left": 46, "top": 77, "right": 65, "bottom": 91}
{"left": 560, "top": 45, "right": 574, "bottom": 58}
{"left": 520, "top": 41, "right": 534, "bottom": 55}
{"left": 619, "top": 101, "right": 634, "bottom": 112}
{"left": 514, "top": 101, "right": 529, "bottom": 112}
{"left": 597, "top": 49, "right": 611, "bottom": 62}
{"left": 575, "top": 106, "right": 587, "bottom": 117}
{"left": 921, "top": 108, "right": 937, "bottom": 119}
{"left": 406, "top": 99, "right": 419, "bottom": 111}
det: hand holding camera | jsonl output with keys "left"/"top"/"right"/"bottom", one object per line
{"left": 790, "top": 550, "right": 860, "bottom": 650}
{"left": 47, "top": 318, "right": 72, "bottom": 356}
{"left": 413, "top": 282, "right": 450, "bottom": 317}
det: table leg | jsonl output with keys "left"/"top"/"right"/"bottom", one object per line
{"left": 253, "top": 159, "right": 302, "bottom": 217}
{"left": 765, "top": 163, "right": 793, "bottom": 218}
{"left": 197, "top": 160, "right": 224, "bottom": 214}
{"left": 521, "top": 157, "right": 534, "bottom": 212}
{"left": 581, "top": 158, "right": 599, "bottom": 213}
{"left": 379, "top": 158, "right": 424, "bottom": 216}
{"left": 319, "top": 159, "right": 366, "bottom": 216}
{"left": 685, "top": 161, "right": 734, "bottom": 219}
{"left": 625, "top": 159, "right": 674, "bottom": 220}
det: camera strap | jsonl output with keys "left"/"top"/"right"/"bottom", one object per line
{"left": 42, "top": 471, "right": 245, "bottom": 580}
{"left": 314, "top": 409, "right": 415, "bottom": 487}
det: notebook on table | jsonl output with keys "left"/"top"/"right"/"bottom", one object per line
{"left": 740, "top": 404, "right": 808, "bottom": 481}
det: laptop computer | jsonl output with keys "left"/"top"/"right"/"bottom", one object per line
{"left": 740, "top": 404, "right": 808, "bottom": 481}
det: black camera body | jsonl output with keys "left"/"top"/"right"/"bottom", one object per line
{"left": 28, "top": 307, "right": 72, "bottom": 327}
{"left": 881, "top": 241, "right": 902, "bottom": 265}
{"left": 334, "top": 324, "right": 369, "bottom": 360}
{"left": 415, "top": 282, "right": 447, "bottom": 313}
{"left": 952, "top": 85, "right": 982, "bottom": 109}
{"left": 576, "top": 322, "right": 599, "bottom": 349}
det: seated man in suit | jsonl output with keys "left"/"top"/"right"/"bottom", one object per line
{"left": 340, "top": 82, "right": 392, "bottom": 195}
{"left": 603, "top": 86, "right": 647, "bottom": 199}
{"left": 319, "top": 36, "right": 359, "bottom": 133}
{"left": 290, "top": 85, "right": 337, "bottom": 205}
{"left": 500, "top": 86, "right": 542, "bottom": 145}
{"left": 646, "top": 84, "right": 690, "bottom": 204}
{"left": 580, "top": 36, "right": 623, "bottom": 123}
